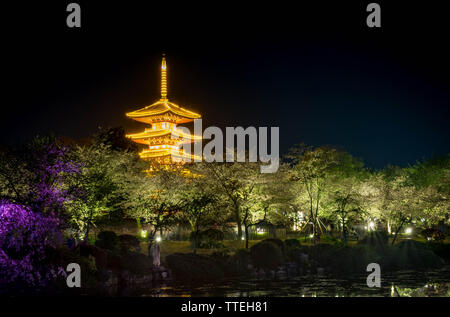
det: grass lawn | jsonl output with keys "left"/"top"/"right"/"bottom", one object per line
{"left": 141, "top": 240, "right": 260, "bottom": 260}
{"left": 139, "top": 236, "right": 450, "bottom": 261}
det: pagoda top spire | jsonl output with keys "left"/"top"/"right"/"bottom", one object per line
{"left": 161, "top": 54, "right": 168, "bottom": 100}
{"left": 126, "top": 54, "right": 201, "bottom": 124}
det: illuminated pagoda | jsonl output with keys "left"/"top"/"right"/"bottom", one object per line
{"left": 126, "top": 55, "right": 202, "bottom": 164}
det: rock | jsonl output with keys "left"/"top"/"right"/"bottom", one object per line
{"left": 300, "top": 253, "right": 309, "bottom": 263}
{"left": 287, "top": 267, "right": 296, "bottom": 275}
{"left": 166, "top": 253, "right": 225, "bottom": 282}
{"left": 103, "top": 270, "right": 118, "bottom": 287}
{"left": 276, "top": 268, "right": 287, "bottom": 279}
{"left": 287, "top": 262, "right": 297, "bottom": 268}
{"left": 257, "top": 268, "right": 266, "bottom": 278}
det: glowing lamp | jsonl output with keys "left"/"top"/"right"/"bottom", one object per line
{"left": 256, "top": 228, "right": 265, "bottom": 235}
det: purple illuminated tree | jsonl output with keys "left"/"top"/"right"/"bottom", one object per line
{"left": 0, "top": 136, "right": 81, "bottom": 217}
{"left": 0, "top": 201, "right": 65, "bottom": 290}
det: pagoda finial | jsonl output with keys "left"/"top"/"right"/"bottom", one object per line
{"left": 161, "top": 54, "right": 168, "bottom": 100}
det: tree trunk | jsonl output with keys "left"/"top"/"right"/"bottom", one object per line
{"left": 235, "top": 207, "right": 242, "bottom": 240}
{"left": 193, "top": 223, "right": 199, "bottom": 255}
{"left": 84, "top": 210, "right": 94, "bottom": 242}
{"left": 136, "top": 218, "right": 142, "bottom": 232}
{"left": 391, "top": 218, "right": 406, "bottom": 246}
{"left": 147, "top": 229, "right": 157, "bottom": 258}
{"left": 84, "top": 222, "right": 90, "bottom": 242}
{"left": 245, "top": 224, "right": 249, "bottom": 249}
{"left": 193, "top": 234, "right": 198, "bottom": 255}
{"left": 147, "top": 239, "right": 154, "bottom": 258}
{"left": 312, "top": 222, "right": 317, "bottom": 244}
{"left": 342, "top": 218, "right": 347, "bottom": 243}
{"left": 313, "top": 188, "right": 321, "bottom": 244}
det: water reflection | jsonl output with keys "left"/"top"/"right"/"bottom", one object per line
{"left": 138, "top": 266, "right": 450, "bottom": 297}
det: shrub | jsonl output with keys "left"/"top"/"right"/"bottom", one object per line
{"left": 284, "top": 238, "right": 301, "bottom": 249}
{"left": 396, "top": 239, "right": 427, "bottom": 250}
{"left": 95, "top": 231, "right": 119, "bottom": 253}
{"left": 387, "top": 240, "right": 444, "bottom": 270}
{"left": 190, "top": 229, "right": 225, "bottom": 249}
{"left": 263, "top": 238, "right": 284, "bottom": 252}
{"left": 210, "top": 249, "right": 230, "bottom": 258}
{"left": 209, "top": 249, "right": 242, "bottom": 276}
{"left": 166, "top": 253, "right": 224, "bottom": 281}
{"left": 233, "top": 248, "right": 250, "bottom": 273}
{"left": 78, "top": 242, "right": 125, "bottom": 273}
{"left": 284, "top": 239, "right": 301, "bottom": 261}
{"left": 250, "top": 241, "right": 284, "bottom": 270}
{"left": 424, "top": 243, "right": 450, "bottom": 262}
{"left": 105, "top": 252, "right": 124, "bottom": 272}
{"left": 421, "top": 228, "right": 445, "bottom": 242}
{"left": 307, "top": 243, "right": 336, "bottom": 256}
{"left": 341, "top": 245, "right": 381, "bottom": 274}
{"left": 320, "top": 234, "right": 339, "bottom": 244}
{"left": 306, "top": 244, "right": 380, "bottom": 275}
{"left": 79, "top": 243, "right": 107, "bottom": 269}
{"left": 433, "top": 231, "right": 445, "bottom": 242}
{"left": 220, "top": 248, "right": 252, "bottom": 276}
{"left": 118, "top": 234, "right": 141, "bottom": 254}
{"left": 201, "top": 228, "right": 224, "bottom": 241}
{"left": 358, "top": 230, "right": 389, "bottom": 250}
{"left": 122, "top": 252, "right": 153, "bottom": 275}
{"left": 306, "top": 243, "right": 340, "bottom": 268}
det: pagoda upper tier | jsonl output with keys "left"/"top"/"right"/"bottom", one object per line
{"left": 126, "top": 99, "right": 201, "bottom": 124}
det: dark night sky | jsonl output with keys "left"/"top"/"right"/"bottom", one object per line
{"left": 2, "top": 1, "right": 449, "bottom": 168}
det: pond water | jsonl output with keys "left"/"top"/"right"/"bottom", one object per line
{"left": 140, "top": 266, "right": 450, "bottom": 297}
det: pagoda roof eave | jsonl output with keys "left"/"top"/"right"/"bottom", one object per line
{"left": 126, "top": 128, "right": 202, "bottom": 141}
{"left": 139, "top": 148, "right": 202, "bottom": 161}
{"left": 126, "top": 100, "right": 201, "bottom": 122}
